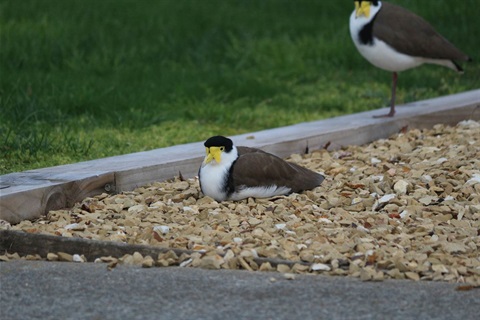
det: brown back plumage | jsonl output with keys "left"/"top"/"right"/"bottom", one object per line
{"left": 374, "top": 2, "right": 471, "bottom": 62}
{"left": 231, "top": 147, "right": 324, "bottom": 193}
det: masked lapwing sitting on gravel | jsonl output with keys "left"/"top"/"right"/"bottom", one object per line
{"left": 349, "top": 1, "right": 472, "bottom": 117}
{"left": 198, "top": 136, "right": 324, "bottom": 201}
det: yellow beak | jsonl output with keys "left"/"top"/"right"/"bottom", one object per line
{"left": 204, "top": 146, "right": 222, "bottom": 164}
{"left": 355, "top": 1, "right": 371, "bottom": 18}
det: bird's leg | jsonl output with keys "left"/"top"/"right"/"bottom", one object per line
{"left": 389, "top": 72, "right": 398, "bottom": 114}
{"left": 374, "top": 72, "right": 398, "bottom": 118}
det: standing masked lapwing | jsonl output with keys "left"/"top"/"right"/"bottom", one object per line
{"left": 198, "top": 136, "right": 324, "bottom": 201}
{"left": 349, "top": 1, "right": 472, "bottom": 117}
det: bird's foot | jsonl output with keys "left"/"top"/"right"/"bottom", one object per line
{"left": 373, "top": 106, "right": 395, "bottom": 118}
{"left": 372, "top": 112, "right": 395, "bottom": 118}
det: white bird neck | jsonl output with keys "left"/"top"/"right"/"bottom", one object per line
{"left": 219, "top": 145, "right": 238, "bottom": 168}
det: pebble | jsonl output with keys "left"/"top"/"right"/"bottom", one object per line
{"left": 393, "top": 180, "right": 409, "bottom": 195}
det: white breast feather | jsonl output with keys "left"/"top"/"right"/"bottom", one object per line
{"left": 199, "top": 162, "right": 229, "bottom": 201}
{"left": 355, "top": 39, "right": 424, "bottom": 72}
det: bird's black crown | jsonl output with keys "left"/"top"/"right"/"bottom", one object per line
{"left": 204, "top": 136, "right": 233, "bottom": 151}
{"left": 354, "top": 0, "right": 379, "bottom": 5}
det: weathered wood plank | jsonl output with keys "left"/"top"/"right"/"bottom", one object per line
{"left": 1, "top": 90, "right": 479, "bottom": 223}
{"left": 0, "top": 173, "right": 114, "bottom": 223}
{"left": 0, "top": 229, "right": 305, "bottom": 268}
{"left": 0, "top": 229, "right": 191, "bottom": 262}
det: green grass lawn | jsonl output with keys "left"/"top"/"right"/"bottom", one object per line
{"left": 1, "top": 0, "right": 478, "bottom": 174}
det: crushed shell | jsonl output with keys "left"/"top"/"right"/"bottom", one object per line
{"left": 2, "top": 120, "right": 480, "bottom": 285}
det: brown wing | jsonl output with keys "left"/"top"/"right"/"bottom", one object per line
{"left": 232, "top": 147, "right": 324, "bottom": 193}
{"left": 374, "top": 2, "right": 470, "bottom": 61}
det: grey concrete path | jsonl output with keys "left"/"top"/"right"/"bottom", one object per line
{"left": 1, "top": 260, "right": 479, "bottom": 320}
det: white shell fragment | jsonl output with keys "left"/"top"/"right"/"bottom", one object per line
{"left": 64, "top": 223, "right": 81, "bottom": 230}
{"left": 8, "top": 121, "right": 480, "bottom": 286}
{"left": 72, "top": 254, "right": 85, "bottom": 263}
{"left": 399, "top": 210, "right": 409, "bottom": 219}
{"left": 311, "top": 263, "right": 331, "bottom": 272}
{"left": 378, "top": 194, "right": 396, "bottom": 203}
{"left": 466, "top": 173, "right": 480, "bottom": 185}
{"left": 436, "top": 157, "right": 448, "bottom": 164}
{"left": 153, "top": 225, "right": 170, "bottom": 235}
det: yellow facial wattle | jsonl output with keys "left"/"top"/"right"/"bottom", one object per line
{"left": 355, "top": 1, "right": 371, "bottom": 18}
{"left": 204, "top": 146, "right": 223, "bottom": 164}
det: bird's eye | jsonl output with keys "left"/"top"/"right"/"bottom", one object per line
{"left": 220, "top": 146, "right": 225, "bottom": 151}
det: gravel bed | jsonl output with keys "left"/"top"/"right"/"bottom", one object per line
{"left": 3, "top": 120, "right": 480, "bottom": 285}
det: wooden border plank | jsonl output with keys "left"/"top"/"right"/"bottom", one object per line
{"left": 0, "top": 229, "right": 191, "bottom": 262}
{"left": 1, "top": 90, "right": 479, "bottom": 223}
{"left": 0, "top": 229, "right": 306, "bottom": 268}
{"left": 0, "top": 173, "right": 113, "bottom": 223}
